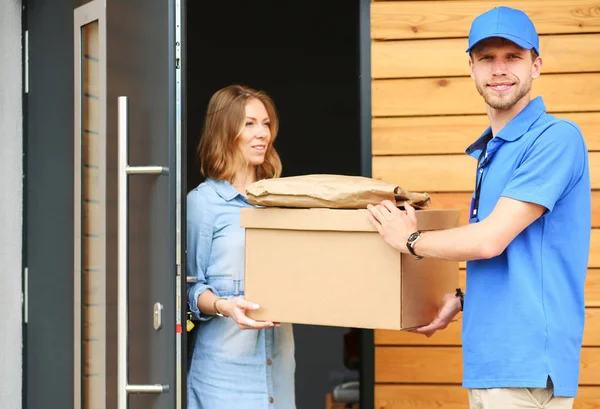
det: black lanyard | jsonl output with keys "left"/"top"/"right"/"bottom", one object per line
{"left": 472, "top": 145, "right": 488, "bottom": 219}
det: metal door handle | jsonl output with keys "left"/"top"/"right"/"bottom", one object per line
{"left": 118, "top": 96, "right": 170, "bottom": 408}
{"left": 186, "top": 276, "right": 197, "bottom": 283}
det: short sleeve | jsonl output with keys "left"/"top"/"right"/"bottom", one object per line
{"left": 501, "top": 121, "right": 587, "bottom": 212}
{"left": 186, "top": 188, "right": 219, "bottom": 321}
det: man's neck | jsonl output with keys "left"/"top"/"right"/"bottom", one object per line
{"left": 487, "top": 95, "right": 531, "bottom": 137}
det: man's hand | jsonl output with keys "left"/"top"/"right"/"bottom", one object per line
{"left": 412, "top": 293, "right": 462, "bottom": 337}
{"left": 367, "top": 200, "right": 418, "bottom": 253}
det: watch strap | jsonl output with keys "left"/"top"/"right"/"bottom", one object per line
{"left": 455, "top": 288, "right": 465, "bottom": 311}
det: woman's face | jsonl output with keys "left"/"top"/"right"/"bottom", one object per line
{"left": 237, "top": 97, "right": 271, "bottom": 166}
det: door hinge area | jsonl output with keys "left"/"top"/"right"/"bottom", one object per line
{"left": 23, "top": 266, "right": 28, "bottom": 323}
{"left": 24, "top": 30, "right": 29, "bottom": 94}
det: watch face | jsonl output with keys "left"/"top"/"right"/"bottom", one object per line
{"left": 408, "top": 232, "right": 420, "bottom": 242}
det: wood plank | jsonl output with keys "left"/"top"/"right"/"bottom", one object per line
{"left": 376, "top": 319, "right": 463, "bottom": 346}
{"left": 590, "top": 230, "right": 600, "bottom": 268}
{"left": 372, "top": 152, "right": 600, "bottom": 192}
{"left": 372, "top": 113, "right": 600, "bottom": 155}
{"left": 375, "top": 385, "right": 469, "bottom": 409}
{"left": 375, "top": 346, "right": 600, "bottom": 384}
{"left": 373, "top": 154, "right": 473, "bottom": 192}
{"left": 427, "top": 193, "right": 472, "bottom": 226}
{"left": 426, "top": 191, "right": 600, "bottom": 228}
{"left": 372, "top": 34, "right": 600, "bottom": 79}
{"left": 371, "top": 0, "right": 600, "bottom": 40}
{"left": 372, "top": 74, "right": 600, "bottom": 117}
{"left": 376, "top": 346, "right": 463, "bottom": 383}
{"left": 593, "top": 194, "right": 600, "bottom": 230}
{"left": 372, "top": 116, "right": 487, "bottom": 156}
{"left": 587, "top": 269, "right": 600, "bottom": 307}
{"left": 375, "top": 307, "right": 600, "bottom": 346}
{"left": 374, "top": 385, "right": 600, "bottom": 409}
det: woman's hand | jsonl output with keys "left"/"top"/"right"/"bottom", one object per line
{"left": 217, "top": 298, "right": 279, "bottom": 330}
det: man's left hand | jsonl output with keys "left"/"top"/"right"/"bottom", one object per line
{"left": 411, "top": 293, "right": 462, "bottom": 337}
{"left": 366, "top": 200, "right": 418, "bottom": 253}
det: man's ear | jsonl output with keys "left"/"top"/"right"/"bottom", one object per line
{"left": 469, "top": 57, "right": 475, "bottom": 80}
{"left": 531, "top": 56, "right": 542, "bottom": 79}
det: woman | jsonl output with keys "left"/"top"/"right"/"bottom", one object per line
{"left": 187, "top": 85, "right": 296, "bottom": 409}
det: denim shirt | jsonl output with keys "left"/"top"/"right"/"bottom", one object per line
{"left": 186, "top": 178, "right": 296, "bottom": 409}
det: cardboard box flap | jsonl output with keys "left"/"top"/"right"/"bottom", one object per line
{"left": 240, "top": 207, "right": 460, "bottom": 232}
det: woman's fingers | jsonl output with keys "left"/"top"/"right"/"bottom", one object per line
{"left": 235, "top": 298, "right": 260, "bottom": 310}
{"left": 231, "top": 299, "right": 275, "bottom": 330}
{"left": 240, "top": 316, "right": 274, "bottom": 330}
{"left": 234, "top": 314, "right": 274, "bottom": 330}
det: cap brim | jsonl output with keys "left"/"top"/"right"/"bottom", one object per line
{"left": 466, "top": 33, "right": 537, "bottom": 54}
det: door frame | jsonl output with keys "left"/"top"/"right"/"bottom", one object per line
{"left": 24, "top": 0, "right": 78, "bottom": 408}
{"left": 358, "top": 0, "right": 375, "bottom": 407}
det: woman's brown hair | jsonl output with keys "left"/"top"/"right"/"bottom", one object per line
{"left": 197, "top": 84, "right": 282, "bottom": 183}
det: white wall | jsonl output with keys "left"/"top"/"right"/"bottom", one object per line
{"left": 0, "top": 0, "right": 23, "bottom": 408}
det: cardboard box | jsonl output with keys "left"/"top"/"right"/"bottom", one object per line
{"left": 240, "top": 207, "right": 460, "bottom": 330}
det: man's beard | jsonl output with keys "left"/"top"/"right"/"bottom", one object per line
{"left": 475, "top": 78, "right": 531, "bottom": 110}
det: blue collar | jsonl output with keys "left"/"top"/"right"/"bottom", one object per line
{"left": 206, "top": 178, "right": 243, "bottom": 202}
{"left": 465, "top": 128, "right": 492, "bottom": 159}
{"left": 465, "top": 97, "right": 547, "bottom": 159}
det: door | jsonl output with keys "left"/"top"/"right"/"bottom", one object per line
{"left": 73, "top": 1, "right": 183, "bottom": 409}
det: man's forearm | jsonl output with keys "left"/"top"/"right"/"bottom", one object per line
{"left": 411, "top": 221, "right": 501, "bottom": 261}
{"left": 368, "top": 197, "right": 544, "bottom": 262}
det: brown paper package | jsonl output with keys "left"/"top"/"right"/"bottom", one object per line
{"left": 246, "top": 174, "right": 431, "bottom": 209}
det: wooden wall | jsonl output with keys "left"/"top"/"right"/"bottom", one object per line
{"left": 370, "top": 1, "right": 600, "bottom": 408}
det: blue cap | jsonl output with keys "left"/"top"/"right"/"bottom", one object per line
{"left": 466, "top": 6, "right": 540, "bottom": 55}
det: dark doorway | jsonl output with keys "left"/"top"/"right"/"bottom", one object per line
{"left": 25, "top": 1, "right": 367, "bottom": 408}
{"left": 186, "top": 2, "right": 363, "bottom": 408}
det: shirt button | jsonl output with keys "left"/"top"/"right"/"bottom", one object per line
{"left": 267, "top": 359, "right": 272, "bottom": 366}
{"left": 269, "top": 397, "right": 274, "bottom": 404}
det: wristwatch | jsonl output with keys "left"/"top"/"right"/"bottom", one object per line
{"left": 455, "top": 288, "right": 465, "bottom": 311}
{"left": 406, "top": 231, "right": 423, "bottom": 260}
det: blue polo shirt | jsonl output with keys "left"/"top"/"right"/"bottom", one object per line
{"left": 462, "top": 97, "right": 591, "bottom": 397}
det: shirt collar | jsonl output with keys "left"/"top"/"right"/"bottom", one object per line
{"left": 206, "top": 178, "right": 242, "bottom": 202}
{"left": 465, "top": 127, "right": 492, "bottom": 159}
{"left": 495, "top": 96, "right": 546, "bottom": 142}
{"left": 465, "top": 96, "right": 547, "bottom": 158}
